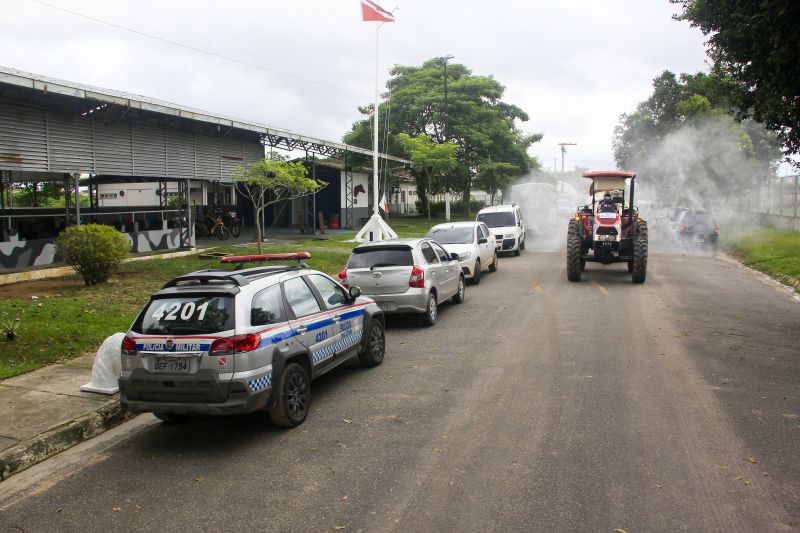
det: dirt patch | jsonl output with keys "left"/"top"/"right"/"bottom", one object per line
{"left": 0, "top": 278, "right": 85, "bottom": 299}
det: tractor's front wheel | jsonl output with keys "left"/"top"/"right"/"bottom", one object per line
{"left": 631, "top": 221, "right": 648, "bottom": 284}
{"left": 566, "top": 220, "right": 582, "bottom": 282}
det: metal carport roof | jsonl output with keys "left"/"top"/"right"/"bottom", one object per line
{"left": 0, "top": 65, "right": 409, "bottom": 164}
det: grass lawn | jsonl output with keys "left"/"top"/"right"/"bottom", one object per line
{"left": 0, "top": 214, "right": 473, "bottom": 379}
{"left": 723, "top": 227, "right": 800, "bottom": 281}
{"left": 0, "top": 244, "right": 351, "bottom": 379}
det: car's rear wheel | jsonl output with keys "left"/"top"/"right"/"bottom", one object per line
{"left": 358, "top": 319, "right": 385, "bottom": 367}
{"left": 269, "top": 363, "right": 310, "bottom": 427}
{"left": 566, "top": 220, "right": 582, "bottom": 282}
{"left": 423, "top": 293, "right": 438, "bottom": 326}
{"left": 471, "top": 260, "right": 481, "bottom": 284}
{"left": 452, "top": 276, "right": 466, "bottom": 304}
{"left": 489, "top": 251, "right": 499, "bottom": 272}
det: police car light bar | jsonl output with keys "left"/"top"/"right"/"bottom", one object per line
{"left": 220, "top": 252, "right": 311, "bottom": 270}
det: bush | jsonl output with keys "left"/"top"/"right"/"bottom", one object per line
{"left": 55, "top": 224, "right": 131, "bottom": 286}
{"left": 421, "top": 199, "right": 487, "bottom": 218}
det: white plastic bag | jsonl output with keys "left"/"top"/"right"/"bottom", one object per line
{"left": 80, "top": 332, "right": 125, "bottom": 394}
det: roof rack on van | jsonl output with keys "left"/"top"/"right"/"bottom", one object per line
{"left": 221, "top": 252, "right": 311, "bottom": 271}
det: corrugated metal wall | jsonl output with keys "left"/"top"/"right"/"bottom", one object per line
{"left": 0, "top": 103, "right": 263, "bottom": 178}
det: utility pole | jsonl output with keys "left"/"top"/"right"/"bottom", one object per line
{"left": 558, "top": 142, "right": 577, "bottom": 173}
{"left": 442, "top": 55, "right": 454, "bottom": 221}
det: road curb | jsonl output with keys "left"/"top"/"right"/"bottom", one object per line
{"left": 0, "top": 401, "right": 136, "bottom": 481}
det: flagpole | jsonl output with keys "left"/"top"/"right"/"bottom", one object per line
{"left": 354, "top": 0, "right": 397, "bottom": 242}
{"left": 372, "top": 22, "right": 380, "bottom": 218}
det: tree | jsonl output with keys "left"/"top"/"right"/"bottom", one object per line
{"left": 234, "top": 154, "right": 325, "bottom": 253}
{"left": 396, "top": 133, "right": 457, "bottom": 225}
{"left": 476, "top": 160, "right": 517, "bottom": 206}
{"left": 613, "top": 70, "right": 782, "bottom": 206}
{"left": 344, "top": 58, "right": 541, "bottom": 215}
{"left": 672, "top": 0, "right": 800, "bottom": 159}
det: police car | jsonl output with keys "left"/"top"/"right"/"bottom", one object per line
{"left": 119, "top": 252, "right": 385, "bottom": 427}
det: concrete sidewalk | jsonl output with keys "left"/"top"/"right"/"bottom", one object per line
{"left": 0, "top": 354, "right": 135, "bottom": 481}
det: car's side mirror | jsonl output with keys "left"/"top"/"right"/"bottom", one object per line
{"left": 450, "top": 252, "right": 461, "bottom": 261}
{"left": 478, "top": 237, "right": 487, "bottom": 244}
{"left": 348, "top": 286, "right": 361, "bottom": 301}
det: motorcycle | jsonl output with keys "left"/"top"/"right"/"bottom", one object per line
{"left": 222, "top": 211, "right": 241, "bottom": 238}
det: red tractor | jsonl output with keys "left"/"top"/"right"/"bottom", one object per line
{"left": 566, "top": 170, "right": 648, "bottom": 283}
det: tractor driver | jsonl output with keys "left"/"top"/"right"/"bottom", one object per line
{"left": 598, "top": 191, "right": 617, "bottom": 213}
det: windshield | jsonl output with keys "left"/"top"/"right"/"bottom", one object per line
{"left": 426, "top": 226, "right": 474, "bottom": 244}
{"left": 348, "top": 247, "right": 414, "bottom": 269}
{"left": 133, "top": 295, "right": 234, "bottom": 335}
{"left": 477, "top": 212, "right": 515, "bottom": 228}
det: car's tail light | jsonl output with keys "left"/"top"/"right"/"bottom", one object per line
{"left": 338, "top": 269, "right": 349, "bottom": 288}
{"left": 210, "top": 337, "right": 234, "bottom": 356}
{"left": 121, "top": 335, "right": 137, "bottom": 355}
{"left": 234, "top": 334, "right": 261, "bottom": 352}
{"left": 210, "top": 334, "right": 261, "bottom": 355}
{"left": 409, "top": 266, "right": 425, "bottom": 288}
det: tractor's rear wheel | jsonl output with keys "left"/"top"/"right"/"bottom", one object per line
{"left": 566, "top": 220, "right": 582, "bottom": 282}
{"left": 631, "top": 221, "right": 648, "bottom": 283}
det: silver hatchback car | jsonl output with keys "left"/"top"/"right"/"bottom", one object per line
{"left": 340, "top": 238, "right": 466, "bottom": 326}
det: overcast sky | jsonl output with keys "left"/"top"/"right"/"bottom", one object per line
{"left": 3, "top": 0, "right": 710, "bottom": 172}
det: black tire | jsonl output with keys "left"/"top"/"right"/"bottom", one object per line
{"left": 566, "top": 220, "right": 583, "bottom": 282}
{"left": 217, "top": 226, "right": 231, "bottom": 240}
{"left": 489, "top": 251, "right": 499, "bottom": 272}
{"left": 154, "top": 413, "right": 189, "bottom": 424}
{"left": 631, "top": 221, "right": 648, "bottom": 284}
{"left": 269, "top": 363, "right": 310, "bottom": 427}
{"left": 513, "top": 241, "right": 521, "bottom": 256}
{"left": 230, "top": 223, "right": 241, "bottom": 238}
{"left": 520, "top": 237, "right": 525, "bottom": 251}
{"left": 471, "top": 260, "right": 482, "bottom": 284}
{"left": 452, "top": 276, "right": 466, "bottom": 304}
{"left": 423, "top": 293, "right": 438, "bottom": 326}
{"left": 358, "top": 319, "right": 385, "bottom": 367}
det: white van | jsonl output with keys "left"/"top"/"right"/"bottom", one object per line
{"left": 476, "top": 204, "right": 525, "bottom": 256}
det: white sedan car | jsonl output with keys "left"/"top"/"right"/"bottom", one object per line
{"left": 426, "top": 221, "right": 498, "bottom": 284}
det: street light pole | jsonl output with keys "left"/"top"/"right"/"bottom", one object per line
{"left": 442, "top": 54, "right": 454, "bottom": 221}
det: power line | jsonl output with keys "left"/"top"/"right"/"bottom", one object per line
{"left": 28, "top": 0, "right": 371, "bottom": 98}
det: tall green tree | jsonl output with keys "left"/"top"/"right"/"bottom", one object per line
{"left": 234, "top": 153, "right": 325, "bottom": 253}
{"left": 396, "top": 133, "right": 457, "bottom": 225}
{"left": 672, "top": 0, "right": 800, "bottom": 158}
{"left": 344, "top": 58, "right": 541, "bottom": 215}
{"left": 613, "top": 70, "right": 781, "bottom": 205}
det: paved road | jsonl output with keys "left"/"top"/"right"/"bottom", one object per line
{"left": 2, "top": 244, "right": 798, "bottom": 532}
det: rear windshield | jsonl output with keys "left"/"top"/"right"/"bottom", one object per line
{"left": 686, "top": 212, "right": 717, "bottom": 226}
{"left": 348, "top": 247, "right": 414, "bottom": 269}
{"left": 133, "top": 295, "right": 234, "bottom": 335}
{"left": 477, "top": 212, "right": 515, "bottom": 228}
{"left": 426, "top": 226, "right": 474, "bottom": 244}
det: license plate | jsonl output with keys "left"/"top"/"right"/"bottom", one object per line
{"left": 152, "top": 358, "right": 190, "bottom": 373}
{"left": 379, "top": 303, "right": 394, "bottom": 311}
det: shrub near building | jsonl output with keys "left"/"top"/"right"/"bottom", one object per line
{"left": 55, "top": 224, "right": 131, "bottom": 286}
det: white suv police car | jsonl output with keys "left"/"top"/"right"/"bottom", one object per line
{"left": 119, "top": 253, "right": 385, "bottom": 427}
